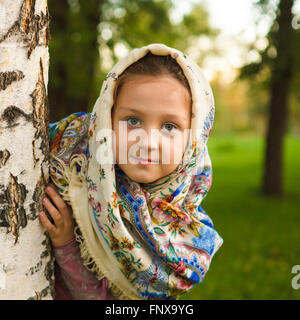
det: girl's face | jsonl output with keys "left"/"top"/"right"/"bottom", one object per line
{"left": 112, "top": 75, "right": 191, "bottom": 184}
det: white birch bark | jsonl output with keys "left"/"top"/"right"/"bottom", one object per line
{"left": 0, "top": 0, "right": 54, "bottom": 299}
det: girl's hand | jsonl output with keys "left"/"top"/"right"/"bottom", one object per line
{"left": 39, "top": 183, "right": 75, "bottom": 247}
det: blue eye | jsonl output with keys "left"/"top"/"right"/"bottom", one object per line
{"left": 127, "top": 117, "right": 140, "bottom": 126}
{"left": 125, "top": 117, "right": 177, "bottom": 132}
{"left": 163, "top": 123, "right": 177, "bottom": 132}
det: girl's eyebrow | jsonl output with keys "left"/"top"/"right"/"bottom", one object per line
{"left": 118, "top": 106, "right": 187, "bottom": 122}
{"left": 118, "top": 107, "right": 144, "bottom": 114}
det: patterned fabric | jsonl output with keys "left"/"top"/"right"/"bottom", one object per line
{"left": 53, "top": 238, "right": 115, "bottom": 300}
{"left": 49, "top": 112, "right": 90, "bottom": 194}
{"left": 49, "top": 43, "right": 223, "bottom": 300}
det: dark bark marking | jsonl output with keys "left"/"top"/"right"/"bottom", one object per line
{"left": 40, "top": 232, "right": 55, "bottom": 298}
{"left": 27, "top": 291, "right": 42, "bottom": 300}
{"left": 1, "top": 62, "right": 50, "bottom": 168}
{"left": 31, "top": 58, "right": 50, "bottom": 168}
{"left": 25, "top": 260, "right": 42, "bottom": 276}
{"left": 0, "top": 173, "right": 28, "bottom": 244}
{"left": 28, "top": 174, "right": 45, "bottom": 220}
{"left": 0, "top": 0, "right": 50, "bottom": 59}
{"left": 27, "top": 231, "right": 55, "bottom": 300}
{"left": 0, "top": 149, "right": 11, "bottom": 168}
{"left": 23, "top": 0, "right": 50, "bottom": 59}
{"left": 0, "top": 210, "right": 10, "bottom": 229}
{"left": 25, "top": 177, "right": 55, "bottom": 300}
{"left": 23, "top": 0, "right": 34, "bottom": 34}
{"left": 0, "top": 70, "right": 25, "bottom": 92}
{"left": 0, "top": 106, "right": 33, "bottom": 129}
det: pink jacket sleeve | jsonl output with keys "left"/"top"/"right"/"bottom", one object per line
{"left": 53, "top": 237, "right": 116, "bottom": 300}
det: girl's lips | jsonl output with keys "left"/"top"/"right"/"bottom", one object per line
{"left": 138, "top": 161, "right": 156, "bottom": 165}
{"left": 130, "top": 157, "right": 159, "bottom": 165}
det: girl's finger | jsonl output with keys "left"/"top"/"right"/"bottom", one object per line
{"left": 42, "top": 197, "right": 64, "bottom": 227}
{"left": 39, "top": 211, "right": 57, "bottom": 233}
{"left": 45, "top": 185, "right": 69, "bottom": 216}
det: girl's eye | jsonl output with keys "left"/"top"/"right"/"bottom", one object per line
{"left": 162, "top": 123, "right": 177, "bottom": 132}
{"left": 126, "top": 117, "right": 140, "bottom": 126}
{"left": 126, "top": 117, "right": 177, "bottom": 132}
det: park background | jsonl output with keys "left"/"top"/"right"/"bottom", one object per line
{"left": 48, "top": 0, "right": 300, "bottom": 299}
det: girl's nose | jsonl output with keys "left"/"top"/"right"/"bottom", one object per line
{"left": 138, "top": 128, "right": 160, "bottom": 151}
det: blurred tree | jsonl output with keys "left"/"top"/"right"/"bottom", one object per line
{"left": 262, "top": 0, "right": 295, "bottom": 196}
{"left": 48, "top": 0, "right": 218, "bottom": 121}
{"left": 97, "top": 0, "right": 218, "bottom": 85}
{"left": 48, "top": 0, "right": 69, "bottom": 122}
{"left": 101, "top": 0, "right": 176, "bottom": 49}
{"left": 172, "top": 2, "right": 219, "bottom": 56}
{"left": 239, "top": 0, "right": 298, "bottom": 196}
{"left": 48, "top": 0, "right": 102, "bottom": 122}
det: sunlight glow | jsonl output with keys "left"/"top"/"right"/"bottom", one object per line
{"left": 171, "top": 0, "right": 281, "bottom": 83}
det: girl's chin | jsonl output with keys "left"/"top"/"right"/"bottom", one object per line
{"left": 116, "top": 163, "right": 177, "bottom": 183}
{"left": 119, "top": 166, "right": 159, "bottom": 184}
{"left": 127, "top": 173, "right": 159, "bottom": 184}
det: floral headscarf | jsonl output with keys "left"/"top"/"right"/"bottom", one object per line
{"left": 49, "top": 43, "right": 223, "bottom": 300}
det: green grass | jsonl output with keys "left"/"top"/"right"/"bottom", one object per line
{"left": 179, "top": 134, "right": 300, "bottom": 300}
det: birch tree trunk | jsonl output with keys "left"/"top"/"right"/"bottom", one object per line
{"left": 0, "top": 0, "right": 54, "bottom": 299}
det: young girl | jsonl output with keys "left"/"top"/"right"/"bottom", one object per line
{"left": 41, "top": 43, "right": 223, "bottom": 300}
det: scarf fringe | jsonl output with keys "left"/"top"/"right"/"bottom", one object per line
{"left": 49, "top": 152, "right": 88, "bottom": 204}
{"left": 73, "top": 225, "right": 136, "bottom": 300}
{"left": 49, "top": 151, "right": 138, "bottom": 300}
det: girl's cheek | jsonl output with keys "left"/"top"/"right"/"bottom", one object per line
{"left": 113, "top": 120, "right": 129, "bottom": 164}
{"left": 116, "top": 134, "right": 129, "bottom": 164}
{"left": 160, "top": 133, "right": 186, "bottom": 165}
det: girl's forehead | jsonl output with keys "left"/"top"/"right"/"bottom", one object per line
{"left": 117, "top": 105, "right": 189, "bottom": 120}
{"left": 121, "top": 74, "right": 185, "bottom": 88}
{"left": 114, "top": 77, "right": 191, "bottom": 109}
